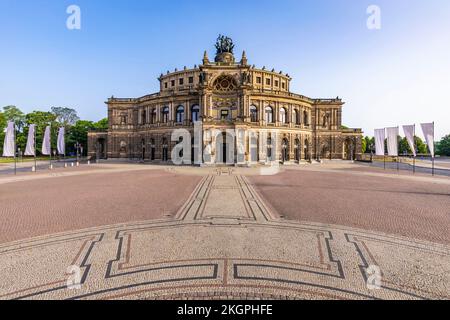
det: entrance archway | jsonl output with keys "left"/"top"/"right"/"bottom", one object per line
{"left": 343, "top": 138, "right": 355, "bottom": 160}
{"left": 150, "top": 138, "right": 155, "bottom": 160}
{"left": 281, "top": 138, "right": 289, "bottom": 163}
{"left": 304, "top": 139, "right": 310, "bottom": 161}
{"left": 216, "top": 131, "right": 235, "bottom": 165}
{"left": 96, "top": 138, "right": 106, "bottom": 159}
{"left": 294, "top": 139, "right": 300, "bottom": 162}
{"left": 162, "top": 137, "right": 169, "bottom": 162}
{"left": 141, "top": 139, "right": 146, "bottom": 160}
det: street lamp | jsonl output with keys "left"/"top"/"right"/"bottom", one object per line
{"left": 370, "top": 143, "right": 374, "bottom": 162}
{"left": 74, "top": 142, "right": 81, "bottom": 166}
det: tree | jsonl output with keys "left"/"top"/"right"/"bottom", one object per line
{"left": 362, "top": 136, "right": 375, "bottom": 153}
{"left": 398, "top": 136, "right": 427, "bottom": 155}
{"left": 67, "top": 120, "right": 95, "bottom": 155}
{"left": 2, "top": 106, "right": 25, "bottom": 131}
{"left": 25, "top": 111, "right": 58, "bottom": 156}
{"left": 436, "top": 135, "right": 450, "bottom": 156}
{"left": 93, "top": 118, "right": 108, "bottom": 130}
{"left": 415, "top": 137, "right": 427, "bottom": 154}
{"left": 51, "top": 107, "right": 80, "bottom": 127}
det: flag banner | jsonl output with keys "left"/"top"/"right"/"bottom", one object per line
{"left": 24, "top": 124, "right": 36, "bottom": 156}
{"left": 402, "top": 125, "right": 416, "bottom": 157}
{"left": 386, "top": 127, "right": 399, "bottom": 156}
{"left": 2, "top": 121, "right": 15, "bottom": 157}
{"left": 421, "top": 122, "right": 435, "bottom": 157}
{"left": 42, "top": 126, "right": 51, "bottom": 155}
{"left": 57, "top": 127, "right": 65, "bottom": 155}
{"left": 374, "top": 129, "right": 385, "bottom": 156}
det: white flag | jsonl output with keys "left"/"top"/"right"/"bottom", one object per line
{"left": 421, "top": 122, "right": 435, "bottom": 157}
{"left": 2, "top": 121, "right": 15, "bottom": 157}
{"left": 374, "top": 129, "right": 385, "bottom": 156}
{"left": 57, "top": 127, "right": 65, "bottom": 155}
{"left": 42, "top": 126, "right": 51, "bottom": 155}
{"left": 386, "top": 127, "right": 399, "bottom": 156}
{"left": 24, "top": 124, "right": 36, "bottom": 156}
{"left": 402, "top": 125, "right": 416, "bottom": 157}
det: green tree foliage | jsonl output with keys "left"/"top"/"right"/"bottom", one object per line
{"left": 362, "top": 136, "right": 375, "bottom": 153}
{"left": 24, "top": 111, "right": 58, "bottom": 155}
{"left": 2, "top": 106, "right": 27, "bottom": 154}
{"left": 398, "top": 136, "right": 427, "bottom": 155}
{"left": 65, "top": 119, "right": 106, "bottom": 155}
{"left": 67, "top": 120, "right": 94, "bottom": 154}
{"left": 93, "top": 118, "right": 108, "bottom": 130}
{"left": 2, "top": 106, "right": 25, "bottom": 131}
{"left": 436, "top": 135, "right": 450, "bottom": 156}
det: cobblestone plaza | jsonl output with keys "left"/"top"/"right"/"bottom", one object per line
{"left": 1, "top": 162, "right": 448, "bottom": 300}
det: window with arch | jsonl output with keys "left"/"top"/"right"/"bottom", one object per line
{"left": 280, "top": 107, "right": 287, "bottom": 124}
{"left": 151, "top": 108, "right": 157, "bottom": 124}
{"left": 265, "top": 106, "right": 274, "bottom": 123}
{"left": 293, "top": 109, "right": 300, "bottom": 125}
{"left": 162, "top": 106, "right": 170, "bottom": 123}
{"left": 191, "top": 105, "right": 200, "bottom": 122}
{"left": 250, "top": 105, "right": 258, "bottom": 122}
{"left": 304, "top": 110, "right": 309, "bottom": 126}
{"left": 176, "top": 105, "right": 185, "bottom": 123}
{"left": 141, "top": 109, "right": 147, "bottom": 124}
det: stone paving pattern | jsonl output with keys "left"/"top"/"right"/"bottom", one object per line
{"left": 0, "top": 163, "right": 449, "bottom": 300}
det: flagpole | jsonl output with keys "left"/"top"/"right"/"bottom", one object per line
{"left": 34, "top": 125, "right": 37, "bottom": 172}
{"left": 413, "top": 124, "right": 416, "bottom": 174}
{"left": 49, "top": 124, "right": 52, "bottom": 170}
{"left": 432, "top": 121, "right": 435, "bottom": 176}
{"left": 14, "top": 123, "right": 17, "bottom": 176}
{"left": 397, "top": 127, "right": 400, "bottom": 172}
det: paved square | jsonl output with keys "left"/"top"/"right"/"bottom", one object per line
{"left": 0, "top": 162, "right": 449, "bottom": 300}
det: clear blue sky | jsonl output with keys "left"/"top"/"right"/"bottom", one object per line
{"left": 1, "top": 0, "right": 449, "bottom": 138}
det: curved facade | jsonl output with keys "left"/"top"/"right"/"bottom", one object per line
{"left": 88, "top": 42, "right": 362, "bottom": 164}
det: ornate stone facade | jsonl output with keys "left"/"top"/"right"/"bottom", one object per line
{"left": 88, "top": 38, "right": 362, "bottom": 164}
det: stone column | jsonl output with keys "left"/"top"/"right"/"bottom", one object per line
{"left": 186, "top": 100, "right": 190, "bottom": 124}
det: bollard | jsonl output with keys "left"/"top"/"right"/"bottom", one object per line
{"left": 32, "top": 166, "right": 36, "bottom": 172}
{"left": 49, "top": 164, "right": 53, "bottom": 170}
{"left": 76, "top": 162, "right": 80, "bottom": 167}
{"left": 71, "top": 163, "right": 74, "bottom": 167}
{"left": 87, "top": 160, "right": 91, "bottom": 165}
{"left": 64, "top": 163, "right": 67, "bottom": 168}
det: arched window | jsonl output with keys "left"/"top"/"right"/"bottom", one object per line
{"left": 265, "top": 106, "right": 273, "bottom": 123}
{"left": 141, "top": 109, "right": 147, "bottom": 124}
{"left": 267, "top": 137, "right": 273, "bottom": 161}
{"left": 162, "top": 106, "right": 169, "bottom": 123}
{"left": 250, "top": 105, "right": 258, "bottom": 122}
{"left": 304, "top": 110, "right": 309, "bottom": 126}
{"left": 280, "top": 107, "right": 287, "bottom": 124}
{"left": 176, "top": 105, "right": 184, "bottom": 123}
{"left": 191, "top": 105, "right": 200, "bottom": 122}
{"left": 151, "top": 108, "right": 157, "bottom": 124}
{"left": 293, "top": 109, "right": 300, "bottom": 125}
